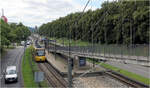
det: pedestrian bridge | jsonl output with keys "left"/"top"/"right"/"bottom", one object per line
{"left": 47, "top": 45, "right": 150, "bottom": 67}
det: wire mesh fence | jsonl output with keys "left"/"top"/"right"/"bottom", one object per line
{"left": 47, "top": 41, "right": 149, "bottom": 61}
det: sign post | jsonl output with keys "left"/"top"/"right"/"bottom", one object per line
{"left": 34, "top": 72, "right": 44, "bottom": 87}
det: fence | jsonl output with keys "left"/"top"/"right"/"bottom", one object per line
{"left": 47, "top": 41, "right": 149, "bottom": 60}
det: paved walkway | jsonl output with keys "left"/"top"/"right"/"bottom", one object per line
{"left": 46, "top": 50, "right": 105, "bottom": 73}
{"left": 46, "top": 50, "right": 67, "bottom": 72}
{"left": 106, "top": 61, "right": 150, "bottom": 79}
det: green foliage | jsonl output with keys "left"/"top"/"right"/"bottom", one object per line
{"left": 0, "top": 19, "right": 31, "bottom": 51}
{"left": 22, "top": 46, "right": 49, "bottom": 87}
{"left": 22, "top": 47, "right": 38, "bottom": 87}
{"left": 100, "top": 63, "right": 150, "bottom": 85}
{"left": 0, "top": 20, "right": 11, "bottom": 46}
{"left": 49, "top": 37, "right": 90, "bottom": 46}
{"left": 87, "top": 58, "right": 150, "bottom": 85}
{"left": 39, "top": 1, "right": 149, "bottom": 44}
{"left": 14, "top": 26, "right": 31, "bottom": 42}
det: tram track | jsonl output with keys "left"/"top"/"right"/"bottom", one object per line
{"left": 34, "top": 38, "right": 149, "bottom": 88}
{"left": 38, "top": 62, "right": 68, "bottom": 88}
{"left": 105, "top": 71, "right": 149, "bottom": 88}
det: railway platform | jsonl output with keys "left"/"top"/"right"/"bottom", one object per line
{"left": 45, "top": 50, "right": 106, "bottom": 74}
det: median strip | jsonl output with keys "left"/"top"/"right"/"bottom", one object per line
{"left": 22, "top": 46, "right": 48, "bottom": 87}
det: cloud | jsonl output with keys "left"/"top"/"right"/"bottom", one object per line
{"left": 0, "top": 0, "right": 103, "bottom": 27}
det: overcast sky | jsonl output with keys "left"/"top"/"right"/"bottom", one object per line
{"left": 0, "top": 0, "right": 114, "bottom": 27}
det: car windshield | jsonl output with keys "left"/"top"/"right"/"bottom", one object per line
{"left": 7, "top": 70, "right": 16, "bottom": 75}
{"left": 37, "top": 50, "right": 45, "bottom": 56}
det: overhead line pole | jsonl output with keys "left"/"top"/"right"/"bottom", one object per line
{"left": 68, "top": 0, "right": 91, "bottom": 87}
{"left": 68, "top": 25, "right": 72, "bottom": 87}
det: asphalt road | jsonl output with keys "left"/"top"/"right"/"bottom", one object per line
{"left": 0, "top": 46, "right": 24, "bottom": 88}
{"left": 106, "top": 61, "right": 150, "bottom": 79}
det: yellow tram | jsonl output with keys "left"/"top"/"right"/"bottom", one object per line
{"left": 34, "top": 48, "right": 46, "bottom": 62}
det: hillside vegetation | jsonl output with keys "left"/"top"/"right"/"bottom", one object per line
{"left": 39, "top": 1, "right": 149, "bottom": 44}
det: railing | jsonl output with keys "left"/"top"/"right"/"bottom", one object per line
{"left": 46, "top": 44, "right": 149, "bottom": 62}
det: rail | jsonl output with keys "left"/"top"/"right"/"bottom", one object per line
{"left": 38, "top": 62, "right": 68, "bottom": 87}
{"left": 106, "top": 71, "right": 149, "bottom": 88}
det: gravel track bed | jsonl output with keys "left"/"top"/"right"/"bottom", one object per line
{"left": 73, "top": 75, "right": 129, "bottom": 88}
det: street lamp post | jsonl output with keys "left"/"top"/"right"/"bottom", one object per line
{"left": 23, "top": 35, "right": 26, "bottom": 65}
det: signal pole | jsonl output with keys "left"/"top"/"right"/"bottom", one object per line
{"left": 68, "top": 26, "right": 72, "bottom": 88}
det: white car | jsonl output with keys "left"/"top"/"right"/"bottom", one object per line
{"left": 4, "top": 66, "right": 18, "bottom": 83}
{"left": 27, "top": 41, "right": 31, "bottom": 45}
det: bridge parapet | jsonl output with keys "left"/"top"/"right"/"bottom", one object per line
{"left": 48, "top": 47, "right": 150, "bottom": 67}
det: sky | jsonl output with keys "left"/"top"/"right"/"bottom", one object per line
{"left": 0, "top": 0, "right": 114, "bottom": 27}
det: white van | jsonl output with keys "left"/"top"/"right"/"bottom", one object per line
{"left": 4, "top": 66, "right": 18, "bottom": 83}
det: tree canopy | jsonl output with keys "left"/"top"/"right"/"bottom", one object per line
{"left": 0, "top": 20, "right": 31, "bottom": 50}
{"left": 39, "top": 1, "right": 149, "bottom": 44}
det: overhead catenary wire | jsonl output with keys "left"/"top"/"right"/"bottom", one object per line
{"left": 74, "top": 0, "right": 91, "bottom": 46}
{"left": 72, "top": 0, "right": 111, "bottom": 84}
{"left": 74, "top": 0, "right": 120, "bottom": 67}
{"left": 77, "top": 0, "right": 120, "bottom": 42}
{"left": 68, "top": 0, "right": 92, "bottom": 87}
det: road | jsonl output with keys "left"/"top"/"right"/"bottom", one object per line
{"left": 106, "top": 61, "right": 150, "bottom": 79}
{"left": 0, "top": 46, "right": 24, "bottom": 88}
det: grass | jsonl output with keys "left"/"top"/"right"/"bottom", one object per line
{"left": 22, "top": 46, "right": 38, "bottom": 87}
{"left": 87, "top": 58, "right": 150, "bottom": 85}
{"left": 40, "top": 81, "right": 49, "bottom": 87}
{"left": 49, "top": 37, "right": 90, "bottom": 46}
{"left": 22, "top": 46, "right": 49, "bottom": 87}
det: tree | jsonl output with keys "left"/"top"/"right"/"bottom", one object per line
{"left": 0, "top": 19, "right": 31, "bottom": 51}
{"left": 39, "top": 0, "right": 149, "bottom": 44}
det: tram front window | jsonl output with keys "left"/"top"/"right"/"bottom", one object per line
{"left": 36, "top": 50, "right": 45, "bottom": 56}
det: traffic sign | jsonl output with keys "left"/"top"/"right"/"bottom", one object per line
{"left": 79, "top": 57, "right": 86, "bottom": 67}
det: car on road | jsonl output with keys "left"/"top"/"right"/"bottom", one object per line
{"left": 27, "top": 41, "right": 31, "bottom": 45}
{"left": 4, "top": 66, "right": 18, "bottom": 83}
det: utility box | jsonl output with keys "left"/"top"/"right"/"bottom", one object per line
{"left": 75, "top": 56, "right": 87, "bottom": 69}
{"left": 74, "top": 56, "right": 90, "bottom": 70}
